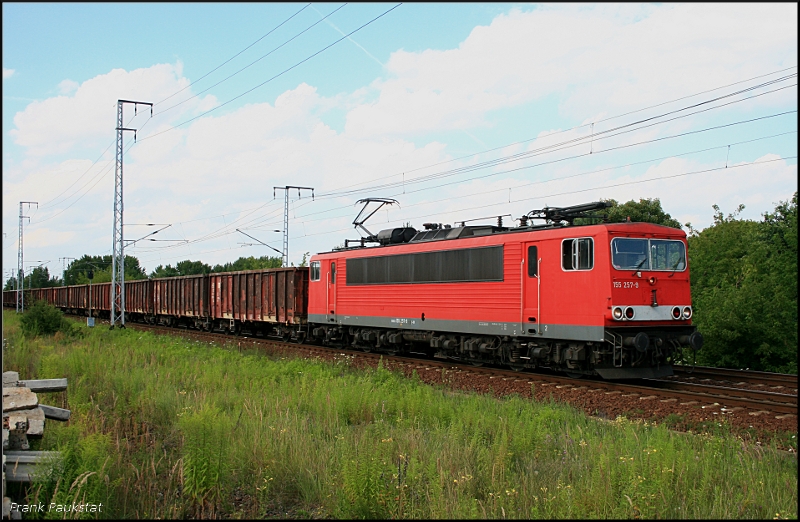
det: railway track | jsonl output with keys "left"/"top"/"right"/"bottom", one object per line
{"left": 86, "top": 317, "right": 797, "bottom": 422}
{"left": 672, "top": 364, "right": 798, "bottom": 387}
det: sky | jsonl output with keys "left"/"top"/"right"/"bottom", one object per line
{"left": 2, "top": 3, "right": 797, "bottom": 282}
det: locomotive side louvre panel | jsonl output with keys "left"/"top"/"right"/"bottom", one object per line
{"left": 326, "top": 242, "right": 521, "bottom": 327}
{"left": 345, "top": 245, "right": 504, "bottom": 285}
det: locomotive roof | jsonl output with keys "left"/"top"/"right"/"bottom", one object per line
{"left": 316, "top": 220, "right": 685, "bottom": 256}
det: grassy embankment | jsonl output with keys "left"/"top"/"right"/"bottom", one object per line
{"left": 2, "top": 309, "right": 797, "bottom": 519}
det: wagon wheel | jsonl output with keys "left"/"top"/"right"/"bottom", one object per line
{"left": 509, "top": 364, "right": 525, "bottom": 372}
{"left": 470, "top": 360, "right": 484, "bottom": 367}
{"left": 565, "top": 372, "right": 584, "bottom": 379}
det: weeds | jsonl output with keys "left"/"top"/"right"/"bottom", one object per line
{"left": 2, "top": 309, "right": 797, "bottom": 519}
{"left": 19, "top": 300, "right": 80, "bottom": 339}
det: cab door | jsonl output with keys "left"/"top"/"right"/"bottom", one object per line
{"left": 522, "top": 243, "right": 540, "bottom": 334}
{"left": 326, "top": 260, "right": 337, "bottom": 321}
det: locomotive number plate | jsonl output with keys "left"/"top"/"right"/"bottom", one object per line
{"left": 613, "top": 281, "right": 639, "bottom": 289}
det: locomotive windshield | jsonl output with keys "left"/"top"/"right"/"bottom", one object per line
{"left": 611, "top": 238, "right": 685, "bottom": 271}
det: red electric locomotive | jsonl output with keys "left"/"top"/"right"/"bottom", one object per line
{"left": 2, "top": 201, "right": 702, "bottom": 380}
{"left": 307, "top": 202, "right": 702, "bottom": 379}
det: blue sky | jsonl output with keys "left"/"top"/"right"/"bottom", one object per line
{"left": 3, "top": 3, "right": 797, "bottom": 281}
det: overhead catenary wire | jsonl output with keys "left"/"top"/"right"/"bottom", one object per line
{"left": 133, "top": 155, "right": 796, "bottom": 264}
{"left": 313, "top": 76, "right": 797, "bottom": 199}
{"left": 131, "top": 126, "right": 797, "bottom": 254}
{"left": 235, "top": 108, "right": 798, "bottom": 231}
{"left": 27, "top": 64, "right": 795, "bottom": 235}
{"left": 238, "top": 126, "right": 798, "bottom": 233}
{"left": 313, "top": 67, "right": 798, "bottom": 196}
{"left": 14, "top": 55, "right": 795, "bottom": 272}
{"left": 129, "top": 84, "right": 799, "bottom": 251}
{"left": 134, "top": 65, "right": 800, "bottom": 233}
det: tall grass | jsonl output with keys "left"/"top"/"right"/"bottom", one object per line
{"left": 3, "top": 309, "right": 797, "bottom": 519}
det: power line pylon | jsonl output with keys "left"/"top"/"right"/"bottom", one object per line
{"left": 273, "top": 186, "right": 314, "bottom": 267}
{"left": 17, "top": 201, "right": 37, "bottom": 313}
{"left": 111, "top": 99, "right": 152, "bottom": 329}
{"left": 59, "top": 257, "right": 75, "bottom": 286}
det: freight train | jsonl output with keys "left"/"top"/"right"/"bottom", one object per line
{"left": 3, "top": 202, "right": 702, "bottom": 379}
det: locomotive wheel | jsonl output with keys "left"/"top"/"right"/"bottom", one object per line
{"left": 509, "top": 364, "right": 525, "bottom": 372}
{"left": 470, "top": 361, "right": 484, "bottom": 367}
{"left": 565, "top": 372, "right": 584, "bottom": 379}
{"left": 361, "top": 345, "right": 373, "bottom": 353}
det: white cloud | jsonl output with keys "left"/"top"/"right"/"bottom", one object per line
{"left": 3, "top": 4, "right": 796, "bottom": 275}
{"left": 3, "top": 68, "right": 15, "bottom": 79}
{"left": 57, "top": 79, "right": 79, "bottom": 95}
{"left": 345, "top": 3, "right": 797, "bottom": 137}
{"left": 10, "top": 63, "right": 196, "bottom": 157}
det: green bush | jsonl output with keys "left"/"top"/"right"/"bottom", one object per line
{"left": 19, "top": 300, "right": 78, "bottom": 338}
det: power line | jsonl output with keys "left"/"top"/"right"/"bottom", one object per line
{"left": 155, "top": 4, "right": 348, "bottom": 117}
{"left": 134, "top": 99, "right": 798, "bottom": 252}
{"left": 311, "top": 66, "right": 798, "bottom": 196}
{"left": 137, "top": 3, "right": 402, "bottom": 143}
{"left": 238, "top": 109, "right": 798, "bottom": 229}
{"left": 156, "top": 3, "right": 313, "bottom": 106}
{"left": 290, "top": 155, "right": 797, "bottom": 241}
{"left": 284, "top": 129, "right": 800, "bottom": 230}
{"left": 122, "top": 65, "right": 800, "bottom": 240}
{"left": 314, "top": 75, "right": 797, "bottom": 199}
{"left": 130, "top": 130, "right": 797, "bottom": 251}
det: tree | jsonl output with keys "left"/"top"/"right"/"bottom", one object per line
{"left": 210, "top": 256, "right": 282, "bottom": 273}
{"left": 64, "top": 255, "right": 147, "bottom": 285}
{"left": 3, "top": 267, "right": 61, "bottom": 290}
{"left": 28, "top": 266, "right": 61, "bottom": 288}
{"left": 574, "top": 198, "right": 683, "bottom": 228}
{"left": 150, "top": 259, "right": 211, "bottom": 278}
{"left": 3, "top": 277, "right": 17, "bottom": 291}
{"left": 689, "top": 194, "right": 797, "bottom": 374}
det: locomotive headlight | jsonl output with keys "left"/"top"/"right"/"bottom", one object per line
{"left": 624, "top": 306, "right": 635, "bottom": 320}
{"left": 671, "top": 306, "right": 682, "bottom": 319}
{"left": 613, "top": 307, "right": 623, "bottom": 320}
{"left": 682, "top": 306, "right": 692, "bottom": 319}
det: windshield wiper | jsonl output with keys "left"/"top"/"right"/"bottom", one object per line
{"left": 631, "top": 257, "right": 648, "bottom": 275}
{"left": 667, "top": 256, "right": 684, "bottom": 278}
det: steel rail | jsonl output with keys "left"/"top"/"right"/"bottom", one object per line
{"left": 673, "top": 365, "right": 798, "bottom": 387}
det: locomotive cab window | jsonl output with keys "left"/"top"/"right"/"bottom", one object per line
{"left": 611, "top": 238, "right": 686, "bottom": 271}
{"left": 562, "top": 238, "right": 593, "bottom": 271}
{"left": 310, "top": 261, "right": 321, "bottom": 281}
